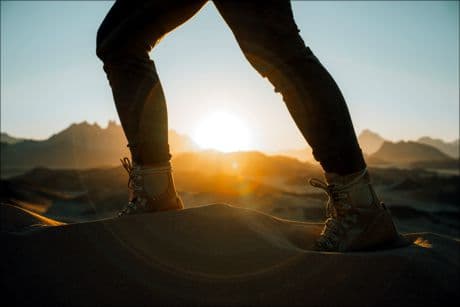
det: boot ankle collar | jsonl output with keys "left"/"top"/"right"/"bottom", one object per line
{"left": 121, "top": 157, "right": 172, "bottom": 175}
{"left": 325, "top": 168, "right": 368, "bottom": 187}
{"left": 136, "top": 164, "right": 172, "bottom": 175}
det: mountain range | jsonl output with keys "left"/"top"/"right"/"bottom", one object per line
{"left": 0, "top": 132, "right": 26, "bottom": 144}
{"left": 357, "top": 129, "right": 459, "bottom": 159}
{"left": 277, "top": 129, "right": 458, "bottom": 165}
{"left": 417, "top": 136, "right": 459, "bottom": 159}
{"left": 1, "top": 122, "right": 458, "bottom": 177}
{"left": 371, "top": 140, "right": 457, "bottom": 169}
{"left": 358, "top": 129, "right": 385, "bottom": 154}
{"left": 0, "top": 121, "right": 197, "bottom": 176}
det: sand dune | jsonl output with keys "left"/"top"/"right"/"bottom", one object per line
{"left": 1, "top": 203, "right": 459, "bottom": 306}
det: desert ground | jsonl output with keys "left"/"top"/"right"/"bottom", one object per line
{"left": 1, "top": 152, "right": 459, "bottom": 306}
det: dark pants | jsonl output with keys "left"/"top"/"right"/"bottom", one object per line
{"left": 96, "top": 0, "right": 366, "bottom": 174}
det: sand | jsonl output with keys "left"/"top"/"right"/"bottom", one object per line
{"left": 1, "top": 203, "right": 459, "bottom": 306}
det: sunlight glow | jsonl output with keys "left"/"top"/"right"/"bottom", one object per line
{"left": 193, "top": 112, "right": 251, "bottom": 152}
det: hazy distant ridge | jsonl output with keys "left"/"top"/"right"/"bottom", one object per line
{"left": 0, "top": 132, "right": 26, "bottom": 144}
{"left": 417, "top": 136, "right": 459, "bottom": 158}
{"left": 1, "top": 121, "right": 198, "bottom": 173}
{"left": 371, "top": 141, "right": 453, "bottom": 163}
{"left": 275, "top": 129, "right": 458, "bottom": 163}
{"left": 358, "top": 129, "right": 385, "bottom": 154}
{"left": 1, "top": 122, "right": 457, "bottom": 177}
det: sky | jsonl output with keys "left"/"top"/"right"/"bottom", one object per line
{"left": 1, "top": 1, "right": 459, "bottom": 152}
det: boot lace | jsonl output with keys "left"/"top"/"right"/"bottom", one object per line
{"left": 117, "top": 157, "right": 150, "bottom": 217}
{"left": 309, "top": 169, "right": 367, "bottom": 250}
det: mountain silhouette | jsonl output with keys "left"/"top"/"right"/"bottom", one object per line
{"left": 358, "top": 129, "right": 386, "bottom": 154}
{"left": 1, "top": 121, "right": 197, "bottom": 176}
{"left": 417, "top": 136, "right": 459, "bottom": 158}
{"left": 370, "top": 140, "right": 456, "bottom": 168}
{"left": 0, "top": 132, "right": 26, "bottom": 144}
{"left": 2, "top": 124, "right": 458, "bottom": 177}
{"left": 278, "top": 129, "right": 388, "bottom": 160}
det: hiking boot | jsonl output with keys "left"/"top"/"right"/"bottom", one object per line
{"left": 117, "top": 157, "right": 183, "bottom": 217}
{"left": 309, "top": 169, "right": 399, "bottom": 252}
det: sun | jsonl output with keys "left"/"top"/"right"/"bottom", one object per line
{"left": 192, "top": 112, "right": 251, "bottom": 152}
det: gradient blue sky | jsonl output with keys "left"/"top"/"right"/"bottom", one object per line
{"left": 1, "top": 1, "right": 458, "bottom": 151}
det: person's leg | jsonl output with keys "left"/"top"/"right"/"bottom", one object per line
{"left": 97, "top": 0, "right": 207, "bottom": 165}
{"left": 213, "top": 0, "right": 364, "bottom": 175}
{"left": 214, "top": 0, "right": 398, "bottom": 251}
{"left": 96, "top": 0, "right": 207, "bottom": 215}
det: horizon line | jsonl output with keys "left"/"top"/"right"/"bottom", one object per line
{"left": 1, "top": 120, "right": 458, "bottom": 146}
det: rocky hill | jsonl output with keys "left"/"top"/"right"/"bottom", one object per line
{"left": 0, "top": 132, "right": 26, "bottom": 144}
{"left": 1, "top": 121, "right": 197, "bottom": 176}
{"left": 370, "top": 140, "right": 457, "bottom": 169}
{"left": 358, "top": 129, "right": 386, "bottom": 154}
{"left": 417, "top": 136, "right": 459, "bottom": 158}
